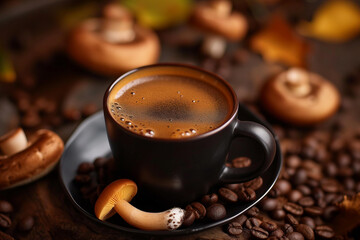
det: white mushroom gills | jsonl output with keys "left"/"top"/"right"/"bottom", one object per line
{"left": 285, "top": 68, "right": 312, "bottom": 97}
{"left": 114, "top": 199, "right": 185, "bottom": 231}
{"left": 0, "top": 128, "right": 28, "bottom": 156}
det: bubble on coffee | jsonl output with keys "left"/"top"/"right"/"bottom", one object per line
{"left": 108, "top": 74, "right": 232, "bottom": 139}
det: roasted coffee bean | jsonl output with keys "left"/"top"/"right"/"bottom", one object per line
{"left": 226, "top": 222, "right": 243, "bottom": 236}
{"left": 244, "top": 177, "right": 263, "bottom": 190}
{"left": 238, "top": 188, "right": 256, "bottom": 201}
{"left": 81, "top": 103, "right": 98, "bottom": 117}
{"left": 190, "top": 202, "right": 206, "bottom": 219}
{"left": 343, "top": 178, "right": 355, "bottom": 190}
{"left": 286, "top": 232, "right": 304, "bottom": 240}
{"left": 271, "top": 229, "right": 285, "bottom": 237}
{"left": 329, "top": 138, "right": 345, "bottom": 152}
{"left": 246, "top": 207, "right": 259, "bottom": 217}
{"left": 232, "top": 157, "right": 252, "bottom": 168}
{"left": 322, "top": 206, "right": 339, "bottom": 221}
{"left": 283, "top": 223, "right": 294, "bottom": 234}
{"left": 275, "top": 180, "right": 292, "bottom": 195}
{"left": 17, "top": 216, "right": 34, "bottom": 232}
{"left": 224, "top": 183, "right": 243, "bottom": 191}
{"left": 321, "top": 179, "right": 339, "bottom": 193}
{"left": 233, "top": 214, "right": 247, "bottom": 226}
{"left": 77, "top": 162, "right": 95, "bottom": 174}
{"left": 296, "top": 224, "right": 314, "bottom": 240}
{"left": 337, "top": 153, "right": 351, "bottom": 167}
{"left": 0, "top": 231, "right": 14, "bottom": 240}
{"left": 22, "top": 111, "right": 41, "bottom": 128}
{"left": 288, "top": 190, "right": 303, "bottom": 203}
{"left": 298, "top": 197, "right": 314, "bottom": 207}
{"left": 260, "top": 197, "right": 278, "bottom": 211}
{"left": 268, "top": 236, "right": 280, "bottom": 240}
{"left": 218, "top": 187, "right": 238, "bottom": 203}
{"left": 93, "top": 157, "right": 109, "bottom": 169}
{"left": 201, "top": 193, "right": 218, "bottom": 207}
{"left": 304, "top": 206, "right": 323, "bottom": 217}
{"left": 260, "top": 220, "right": 278, "bottom": 232}
{"left": 286, "top": 155, "right": 301, "bottom": 168}
{"left": 285, "top": 214, "right": 299, "bottom": 226}
{"left": 182, "top": 210, "right": 195, "bottom": 226}
{"left": 292, "top": 169, "right": 307, "bottom": 186}
{"left": 268, "top": 187, "right": 282, "bottom": 198}
{"left": 315, "top": 225, "right": 335, "bottom": 239}
{"left": 0, "top": 201, "right": 13, "bottom": 213}
{"left": 337, "top": 167, "right": 353, "bottom": 177}
{"left": 283, "top": 202, "right": 304, "bottom": 216}
{"left": 206, "top": 203, "right": 226, "bottom": 221}
{"left": 325, "top": 163, "right": 338, "bottom": 177}
{"left": 305, "top": 179, "right": 319, "bottom": 188}
{"left": 245, "top": 217, "right": 262, "bottom": 229}
{"left": 242, "top": 229, "right": 252, "bottom": 240}
{"left": 297, "top": 185, "right": 311, "bottom": 196}
{"left": 312, "top": 188, "right": 324, "bottom": 201}
{"left": 75, "top": 174, "right": 92, "bottom": 185}
{"left": 272, "top": 209, "right": 286, "bottom": 220}
{"left": 251, "top": 226, "right": 269, "bottom": 239}
{"left": 0, "top": 213, "right": 11, "bottom": 228}
{"left": 63, "top": 108, "right": 82, "bottom": 121}
{"left": 300, "top": 217, "right": 315, "bottom": 229}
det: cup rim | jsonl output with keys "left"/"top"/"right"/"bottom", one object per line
{"left": 103, "top": 63, "right": 239, "bottom": 142}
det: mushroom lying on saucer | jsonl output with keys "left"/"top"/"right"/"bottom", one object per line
{"left": 260, "top": 68, "right": 341, "bottom": 126}
{"left": 0, "top": 128, "right": 64, "bottom": 190}
{"left": 66, "top": 4, "right": 160, "bottom": 76}
{"left": 190, "top": 0, "right": 248, "bottom": 58}
{"left": 95, "top": 179, "right": 185, "bottom": 231}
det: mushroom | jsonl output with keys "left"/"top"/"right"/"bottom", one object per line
{"left": 260, "top": 68, "right": 341, "bottom": 126}
{"left": 95, "top": 179, "right": 185, "bottom": 231}
{"left": 66, "top": 4, "right": 160, "bottom": 76}
{"left": 190, "top": 0, "right": 248, "bottom": 58}
{"left": 0, "top": 128, "right": 64, "bottom": 190}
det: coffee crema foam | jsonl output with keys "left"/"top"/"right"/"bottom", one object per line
{"left": 108, "top": 74, "right": 232, "bottom": 139}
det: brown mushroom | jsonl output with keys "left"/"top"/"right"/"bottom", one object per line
{"left": 95, "top": 179, "right": 185, "bottom": 231}
{"left": 0, "top": 128, "right": 64, "bottom": 190}
{"left": 190, "top": 0, "right": 248, "bottom": 58}
{"left": 260, "top": 68, "right": 341, "bottom": 126}
{"left": 66, "top": 4, "right": 160, "bottom": 76}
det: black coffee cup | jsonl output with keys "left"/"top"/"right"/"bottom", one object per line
{"left": 104, "top": 63, "right": 276, "bottom": 207}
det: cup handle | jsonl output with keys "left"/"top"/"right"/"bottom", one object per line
{"left": 219, "top": 120, "right": 276, "bottom": 183}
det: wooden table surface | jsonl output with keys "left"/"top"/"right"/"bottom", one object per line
{"left": 1, "top": 1, "right": 360, "bottom": 239}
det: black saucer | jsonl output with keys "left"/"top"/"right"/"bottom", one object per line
{"left": 59, "top": 104, "right": 282, "bottom": 236}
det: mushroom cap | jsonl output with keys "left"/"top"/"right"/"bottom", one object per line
{"left": 0, "top": 128, "right": 27, "bottom": 156}
{"left": 260, "top": 68, "right": 341, "bottom": 126}
{"left": 0, "top": 129, "right": 64, "bottom": 190}
{"left": 95, "top": 179, "right": 137, "bottom": 220}
{"left": 190, "top": 1, "right": 247, "bottom": 41}
{"left": 66, "top": 19, "right": 160, "bottom": 76}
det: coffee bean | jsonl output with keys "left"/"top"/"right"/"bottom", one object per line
{"left": 226, "top": 222, "right": 243, "bottom": 236}
{"left": 315, "top": 225, "right": 335, "bottom": 239}
{"left": 218, "top": 187, "right": 238, "bottom": 203}
{"left": 286, "top": 155, "right": 301, "bottom": 168}
{"left": 0, "top": 231, "right": 14, "bottom": 240}
{"left": 260, "top": 198, "right": 278, "bottom": 211}
{"left": 242, "top": 229, "right": 252, "bottom": 240}
{"left": 75, "top": 174, "right": 92, "bottom": 185}
{"left": 298, "top": 197, "right": 314, "bottom": 207}
{"left": 312, "top": 187, "right": 324, "bottom": 201}
{"left": 329, "top": 137, "right": 345, "bottom": 152}
{"left": 238, "top": 188, "right": 256, "bottom": 201}
{"left": 245, "top": 217, "right": 262, "bottom": 229}
{"left": 286, "top": 232, "right": 304, "bottom": 240}
{"left": 0, "top": 201, "right": 13, "bottom": 213}
{"left": 300, "top": 217, "right": 315, "bottom": 229}
{"left": 305, "top": 179, "right": 319, "bottom": 188}
{"left": 201, "top": 193, "right": 218, "bottom": 207}
{"left": 77, "top": 162, "right": 95, "bottom": 174}
{"left": 296, "top": 224, "right": 314, "bottom": 240}
{"left": 272, "top": 209, "right": 286, "bottom": 220}
{"left": 292, "top": 169, "right": 307, "bottom": 186}
{"left": 304, "top": 206, "right": 323, "bottom": 217}
{"left": 268, "top": 187, "right": 281, "bottom": 198}
{"left": 337, "top": 153, "right": 351, "bottom": 167}
{"left": 182, "top": 210, "right": 195, "bottom": 226}
{"left": 81, "top": 103, "right": 98, "bottom": 117}
{"left": 283, "top": 223, "right": 294, "bottom": 234}
{"left": 275, "top": 180, "right": 292, "bottom": 195}
{"left": 63, "top": 108, "right": 82, "bottom": 121}
{"left": 0, "top": 213, "right": 11, "bottom": 228}
{"left": 93, "top": 157, "right": 109, "bottom": 169}
{"left": 322, "top": 206, "right": 339, "bottom": 221}
{"left": 17, "top": 216, "right": 34, "bottom": 232}
{"left": 268, "top": 236, "right": 280, "bottom": 240}
{"left": 233, "top": 214, "right": 247, "bottom": 226}
{"left": 343, "top": 178, "right": 355, "bottom": 190}
{"left": 288, "top": 190, "right": 303, "bottom": 203}
{"left": 190, "top": 202, "right": 206, "bottom": 219}
{"left": 297, "top": 185, "right": 311, "bottom": 196}
{"left": 321, "top": 179, "right": 339, "bottom": 193}
{"left": 251, "top": 226, "right": 269, "bottom": 239}
{"left": 246, "top": 207, "right": 259, "bottom": 217}
{"left": 285, "top": 214, "right": 299, "bottom": 226}
{"left": 283, "top": 202, "right": 304, "bottom": 216}
{"left": 325, "top": 163, "right": 338, "bottom": 177}
{"left": 244, "top": 177, "right": 263, "bottom": 190}
{"left": 22, "top": 110, "right": 41, "bottom": 128}
{"left": 271, "top": 228, "right": 285, "bottom": 237}
{"left": 224, "top": 183, "right": 244, "bottom": 191}
{"left": 232, "top": 157, "right": 252, "bottom": 168}
{"left": 206, "top": 203, "right": 226, "bottom": 221}
{"left": 260, "top": 220, "right": 278, "bottom": 232}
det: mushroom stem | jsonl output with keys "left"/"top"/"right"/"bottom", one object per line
{"left": 0, "top": 128, "right": 27, "bottom": 156}
{"left": 114, "top": 199, "right": 185, "bottom": 231}
{"left": 202, "top": 35, "right": 226, "bottom": 59}
{"left": 285, "top": 68, "right": 312, "bottom": 97}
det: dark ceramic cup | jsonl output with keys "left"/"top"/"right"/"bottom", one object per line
{"left": 104, "top": 64, "right": 276, "bottom": 207}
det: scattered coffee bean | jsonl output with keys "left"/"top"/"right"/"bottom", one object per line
{"left": 0, "top": 201, "right": 13, "bottom": 213}
{"left": 300, "top": 217, "right": 316, "bottom": 229}
{"left": 233, "top": 214, "right": 247, "bottom": 226}
{"left": 283, "top": 223, "right": 294, "bottom": 234}
{"left": 77, "top": 162, "right": 95, "bottom": 174}
{"left": 0, "top": 213, "right": 11, "bottom": 228}
{"left": 271, "top": 228, "right": 285, "bottom": 238}
{"left": 298, "top": 197, "right": 314, "bottom": 207}
{"left": 304, "top": 206, "right": 323, "bottom": 217}
{"left": 246, "top": 206, "right": 259, "bottom": 217}
{"left": 260, "top": 220, "right": 278, "bottom": 232}
{"left": 226, "top": 222, "right": 243, "bottom": 236}
{"left": 0, "top": 231, "right": 14, "bottom": 240}
{"left": 17, "top": 216, "right": 34, "bottom": 232}
{"left": 93, "top": 157, "right": 109, "bottom": 169}
{"left": 251, "top": 226, "right": 269, "bottom": 239}
{"left": 244, "top": 177, "right": 263, "bottom": 190}
{"left": 292, "top": 169, "right": 307, "bottom": 186}
{"left": 63, "top": 108, "right": 82, "bottom": 121}
{"left": 283, "top": 202, "right": 304, "bottom": 216}
{"left": 297, "top": 185, "right": 311, "bottom": 196}
{"left": 182, "top": 210, "right": 195, "bottom": 226}
{"left": 315, "top": 225, "right": 335, "bottom": 239}
{"left": 321, "top": 179, "right": 339, "bottom": 193}
{"left": 201, "top": 193, "right": 218, "bottom": 207}
{"left": 238, "top": 188, "right": 256, "bottom": 201}
{"left": 286, "top": 231, "right": 304, "bottom": 240}
{"left": 260, "top": 197, "right": 278, "bottom": 211}
{"left": 296, "top": 224, "right": 314, "bottom": 240}
{"left": 245, "top": 217, "right": 262, "bottom": 229}
{"left": 288, "top": 190, "right": 303, "bottom": 203}
{"left": 272, "top": 209, "right": 286, "bottom": 220}
{"left": 81, "top": 103, "right": 98, "bottom": 117}
{"left": 218, "top": 187, "right": 238, "bottom": 203}
{"left": 189, "top": 202, "right": 206, "bottom": 219}
{"left": 206, "top": 203, "right": 226, "bottom": 221}
{"left": 286, "top": 155, "right": 301, "bottom": 168}
{"left": 275, "top": 180, "right": 292, "bottom": 195}
{"left": 285, "top": 214, "right": 299, "bottom": 226}
{"left": 75, "top": 174, "right": 91, "bottom": 185}
{"left": 232, "top": 157, "right": 252, "bottom": 168}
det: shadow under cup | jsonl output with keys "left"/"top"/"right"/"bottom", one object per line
{"left": 103, "top": 64, "right": 276, "bottom": 208}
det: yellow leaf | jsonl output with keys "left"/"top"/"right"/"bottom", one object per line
{"left": 298, "top": 0, "right": 360, "bottom": 42}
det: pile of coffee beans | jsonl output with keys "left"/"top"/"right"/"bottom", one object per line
{"left": 0, "top": 199, "right": 35, "bottom": 239}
